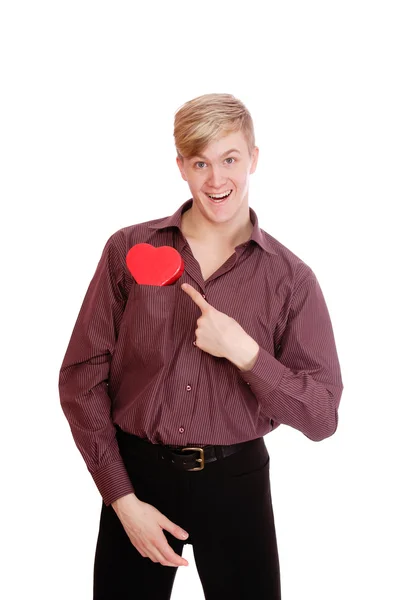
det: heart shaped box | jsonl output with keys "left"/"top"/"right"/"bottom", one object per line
{"left": 126, "top": 243, "right": 185, "bottom": 286}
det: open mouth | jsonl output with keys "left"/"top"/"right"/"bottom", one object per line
{"left": 206, "top": 190, "right": 232, "bottom": 203}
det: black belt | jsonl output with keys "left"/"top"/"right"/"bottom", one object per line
{"left": 116, "top": 425, "right": 252, "bottom": 472}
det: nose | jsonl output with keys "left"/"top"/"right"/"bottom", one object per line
{"left": 207, "top": 166, "right": 226, "bottom": 189}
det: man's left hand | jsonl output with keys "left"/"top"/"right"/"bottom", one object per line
{"left": 181, "top": 283, "right": 259, "bottom": 370}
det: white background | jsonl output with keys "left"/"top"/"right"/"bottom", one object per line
{"left": 1, "top": 1, "right": 399, "bottom": 598}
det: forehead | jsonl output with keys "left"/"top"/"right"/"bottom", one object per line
{"left": 192, "top": 130, "right": 248, "bottom": 160}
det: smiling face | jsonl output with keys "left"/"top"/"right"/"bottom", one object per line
{"left": 176, "top": 130, "right": 259, "bottom": 229}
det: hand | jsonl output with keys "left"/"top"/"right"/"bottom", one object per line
{"left": 181, "top": 283, "right": 246, "bottom": 359}
{"left": 112, "top": 493, "right": 189, "bottom": 567}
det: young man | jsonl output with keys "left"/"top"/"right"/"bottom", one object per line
{"left": 59, "top": 93, "right": 344, "bottom": 599}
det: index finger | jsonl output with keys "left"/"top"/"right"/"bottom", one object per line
{"left": 181, "top": 283, "right": 209, "bottom": 312}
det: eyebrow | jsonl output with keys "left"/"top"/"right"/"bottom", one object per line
{"left": 193, "top": 148, "right": 241, "bottom": 160}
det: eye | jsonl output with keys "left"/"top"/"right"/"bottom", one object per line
{"left": 195, "top": 161, "right": 206, "bottom": 169}
{"left": 225, "top": 157, "right": 235, "bottom": 164}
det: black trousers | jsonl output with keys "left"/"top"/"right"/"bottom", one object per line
{"left": 93, "top": 429, "right": 281, "bottom": 599}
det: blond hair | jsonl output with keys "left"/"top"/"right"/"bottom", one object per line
{"left": 174, "top": 93, "right": 255, "bottom": 160}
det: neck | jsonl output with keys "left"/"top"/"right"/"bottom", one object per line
{"left": 181, "top": 201, "right": 253, "bottom": 248}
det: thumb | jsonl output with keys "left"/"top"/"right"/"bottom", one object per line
{"left": 161, "top": 515, "right": 189, "bottom": 540}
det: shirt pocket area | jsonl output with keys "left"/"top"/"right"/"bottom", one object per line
{"left": 127, "top": 283, "right": 178, "bottom": 365}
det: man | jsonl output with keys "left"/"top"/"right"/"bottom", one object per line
{"left": 59, "top": 93, "right": 344, "bottom": 599}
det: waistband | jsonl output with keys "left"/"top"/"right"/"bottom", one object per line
{"left": 115, "top": 425, "right": 259, "bottom": 471}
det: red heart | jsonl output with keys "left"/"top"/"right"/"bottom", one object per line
{"left": 126, "top": 243, "right": 185, "bottom": 286}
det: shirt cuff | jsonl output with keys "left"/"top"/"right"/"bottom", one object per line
{"left": 91, "top": 459, "right": 136, "bottom": 506}
{"left": 238, "top": 346, "right": 287, "bottom": 395}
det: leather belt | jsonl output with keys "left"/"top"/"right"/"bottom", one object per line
{"left": 159, "top": 442, "right": 248, "bottom": 471}
{"left": 116, "top": 425, "right": 250, "bottom": 472}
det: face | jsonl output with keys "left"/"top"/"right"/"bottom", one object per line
{"left": 176, "top": 130, "right": 259, "bottom": 227}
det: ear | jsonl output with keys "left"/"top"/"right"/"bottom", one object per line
{"left": 176, "top": 156, "right": 188, "bottom": 182}
{"left": 249, "top": 146, "right": 259, "bottom": 175}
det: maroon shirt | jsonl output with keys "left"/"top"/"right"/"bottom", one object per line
{"left": 59, "top": 199, "right": 344, "bottom": 506}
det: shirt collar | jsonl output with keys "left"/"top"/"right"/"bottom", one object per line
{"left": 147, "top": 199, "right": 277, "bottom": 255}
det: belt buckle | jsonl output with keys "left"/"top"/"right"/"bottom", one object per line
{"left": 181, "top": 447, "right": 205, "bottom": 471}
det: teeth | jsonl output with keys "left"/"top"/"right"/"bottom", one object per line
{"left": 207, "top": 190, "right": 231, "bottom": 199}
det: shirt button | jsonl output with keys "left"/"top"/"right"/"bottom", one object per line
{"left": 186, "top": 385, "right": 192, "bottom": 391}
{"left": 179, "top": 427, "right": 185, "bottom": 433}
{"left": 202, "top": 294, "right": 206, "bottom": 299}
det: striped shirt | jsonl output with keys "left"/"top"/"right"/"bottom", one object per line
{"left": 59, "top": 199, "right": 344, "bottom": 506}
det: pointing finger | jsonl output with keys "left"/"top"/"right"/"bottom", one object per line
{"left": 181, "top": 283, "right": 210, "bottom": 312}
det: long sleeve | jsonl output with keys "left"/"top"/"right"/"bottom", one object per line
{"left": 58, "top": 232, "right": 135, "bottom": 506}
{"left": 238, "top": 274, "right": 344, "bottom": 441}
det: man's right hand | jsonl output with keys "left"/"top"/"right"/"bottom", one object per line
{"left": 111, "top": 493, "right": 189, "bottom": 567}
